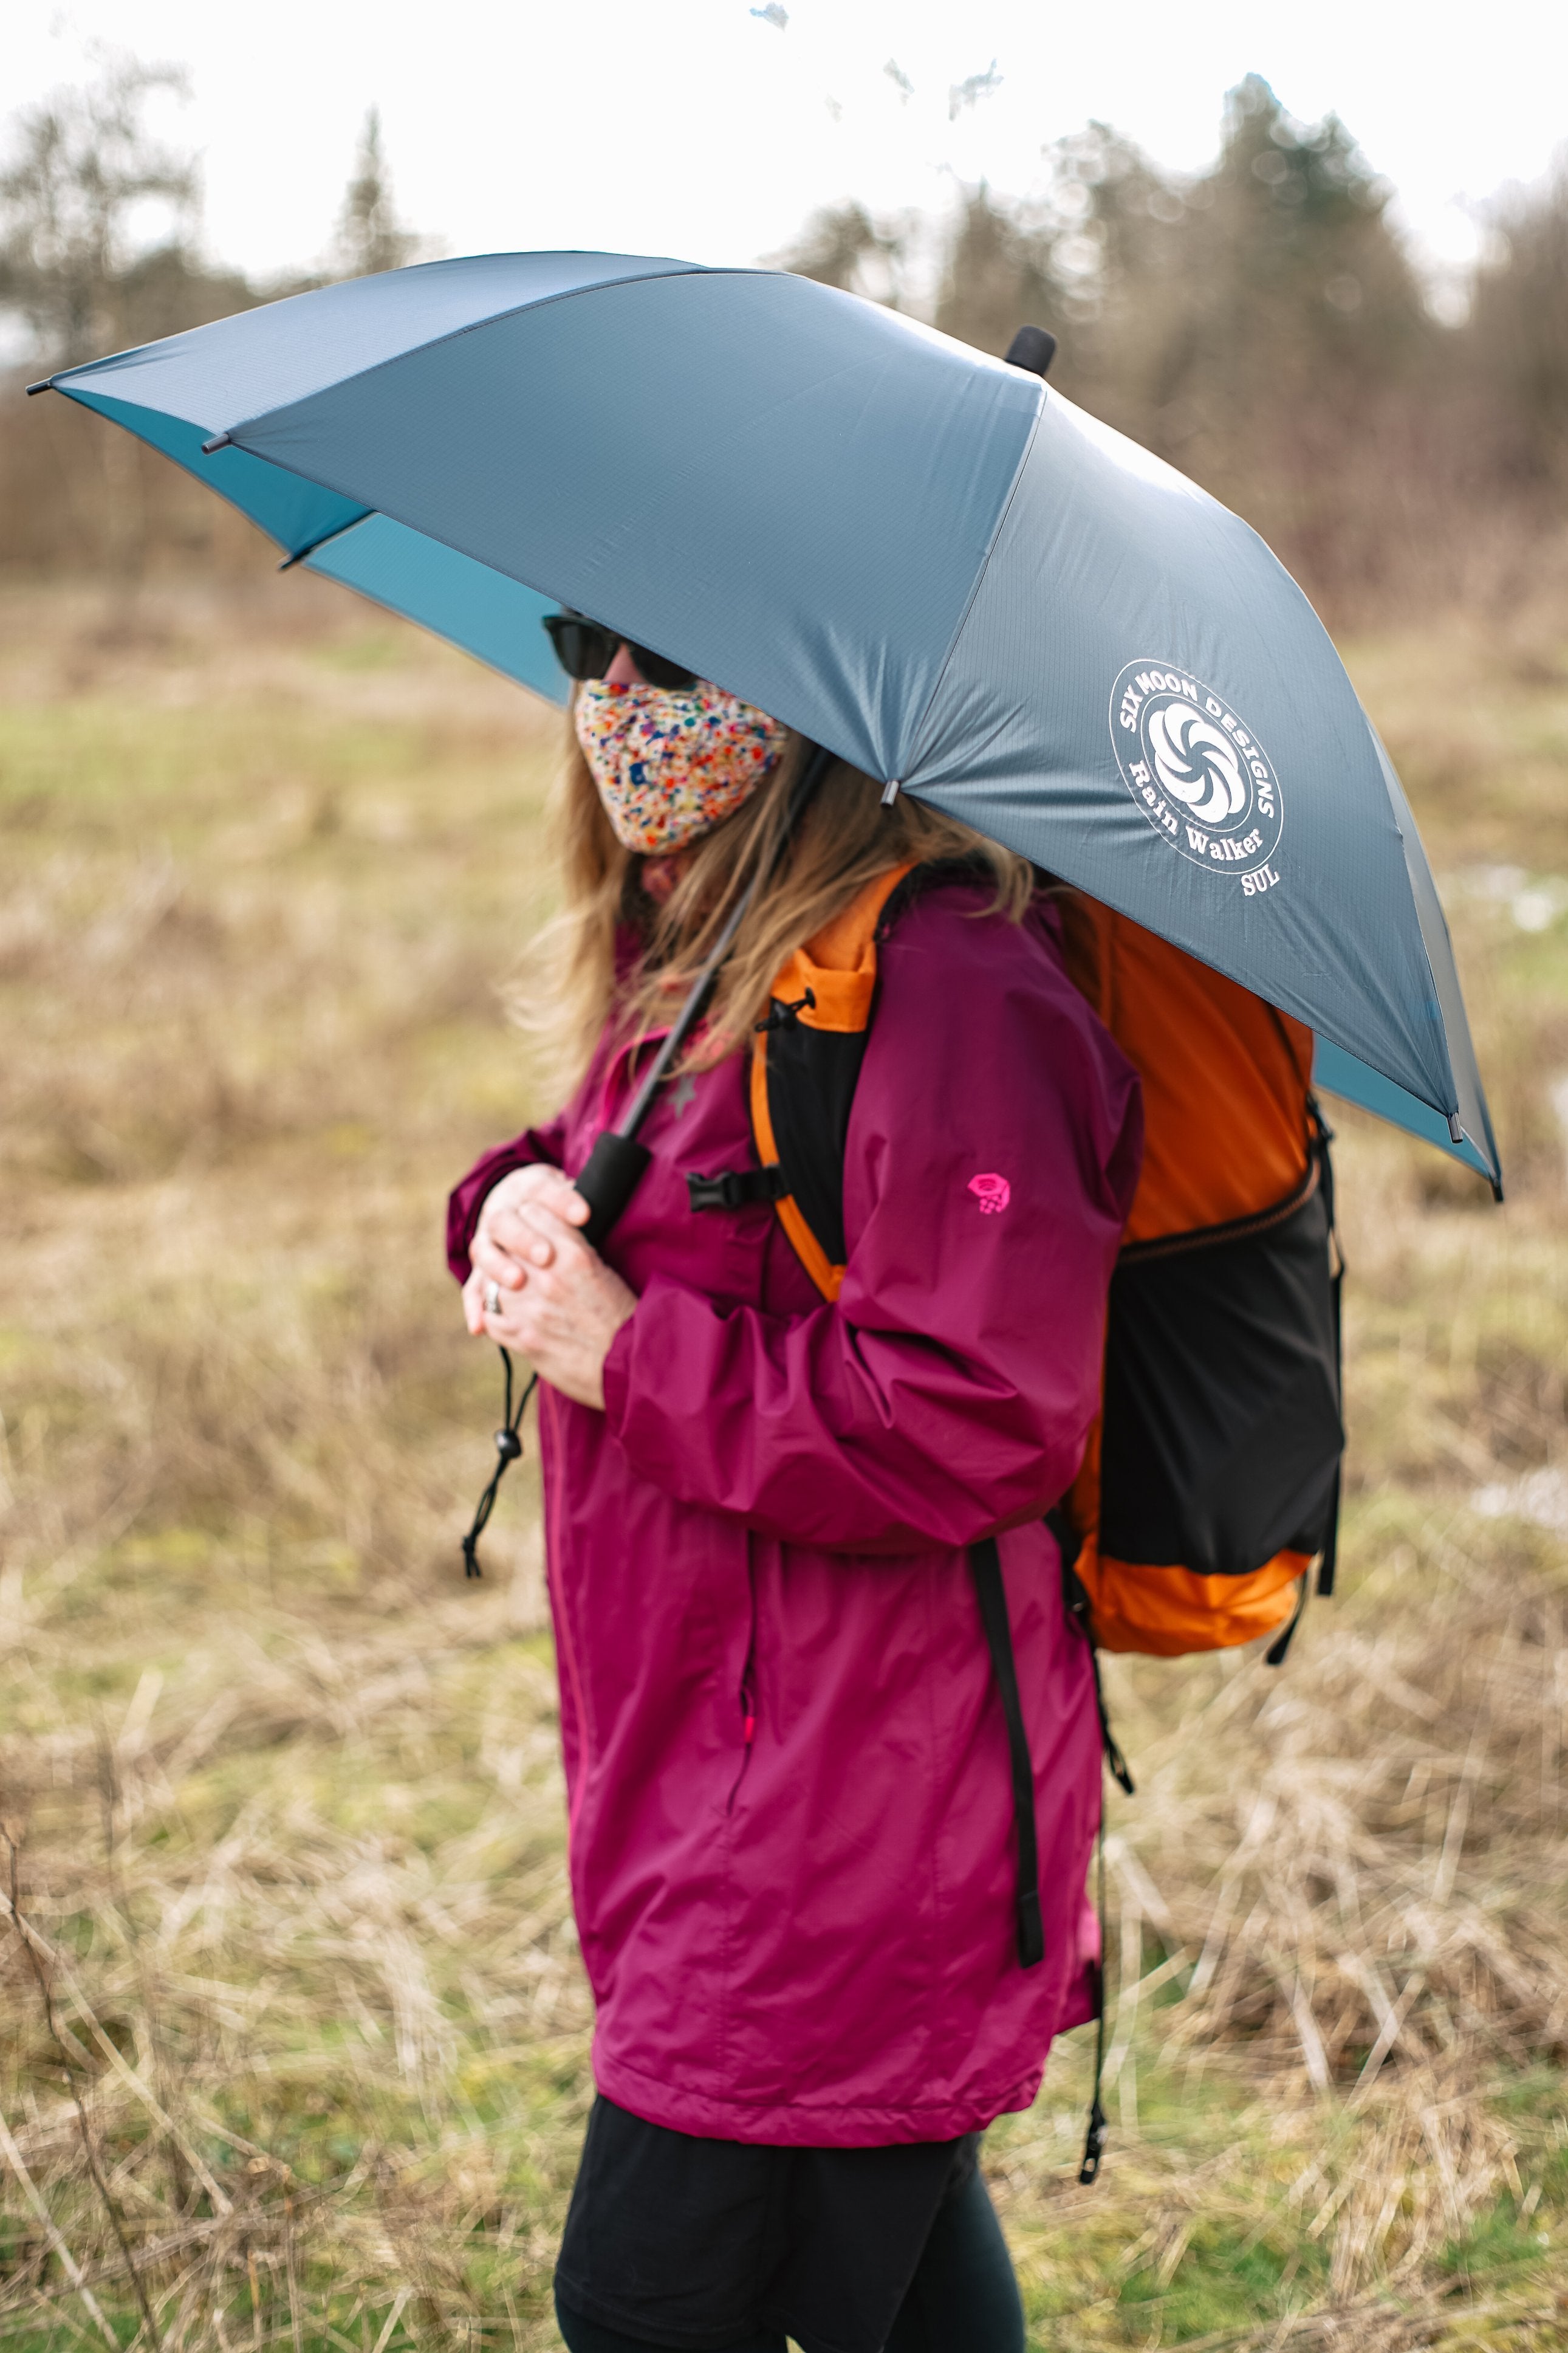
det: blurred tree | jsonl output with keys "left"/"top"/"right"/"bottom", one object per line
{"left": 916, "top": 77, "right": 1451, "bottom": 602}
{"left": 931, "top": 81, "right": 1431, "bottom": 448}
{"left": 1468, "top": 162, "right": 1568, "bottom": 483}
{"left": 930, "top": 129, "right": 1195, "bottom": 411}
{"left": 934, "top": 183, "right": 1055, "bottom": 358}
{"left": 772, "top": 199, "right": 920, "bottom": 309}
{"left": 0, "top": 53, "right": 205, "bottom": 366}
{"left": 332, "top": 108, "right": 423, "bottom": 278}
{"left": 0, "top": 52, "right": 272, "bottom": 579}
{"left": 0, "top": 67, "right": 440, "bottom": 577}
{"left": 1185, "top": 74, "right": 1431, "bottom": 410}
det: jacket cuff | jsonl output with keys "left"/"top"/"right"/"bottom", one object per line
{"left": 445, "top": 1134, "right": 558, "bottom": 1282}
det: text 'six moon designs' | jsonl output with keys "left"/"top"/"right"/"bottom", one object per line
{"left": 1110, "top": 661, "right": 1285, "bottom": 895}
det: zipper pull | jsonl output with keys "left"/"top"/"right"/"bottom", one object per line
{"left": 727, "top": 1683, "right": 758, "bottom": 1816}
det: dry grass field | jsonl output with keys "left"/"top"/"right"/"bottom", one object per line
{"left": 2, "top": 574, "right": 1567, "bottom": 2352}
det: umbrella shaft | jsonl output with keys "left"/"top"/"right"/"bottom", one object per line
{"left": 618, "top": 741, "right": 832, "bottom": 1143}
{"left": 573, "top": 743, "right": 832, "bottom": 1254}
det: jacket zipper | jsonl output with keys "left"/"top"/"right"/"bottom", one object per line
{"left": 727, "top": 1559, "right": 759, "bottom": 1813}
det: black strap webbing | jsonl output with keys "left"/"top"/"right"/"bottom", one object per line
{"left": 1045, "top": 1504, "right": 1122, "bottom": 2186}
{"left": 1316, "top": 1264, "right": 1344, "bottom": 1599}
{"left": 967, "top": 1537, "right": 1044, "bottom": 1970}
{"left": 1078, "top": 1810, "right": 1109, "bottom": 2185}
{"left": 1316, "top": 1459, "right": 1341, "bottom": 1599}
{"left": 1264, "top": 1568, "right": 1309, "bottom": 1668}
{"left": 1310, "top": 1093, "right": 1345, "bottom": 1601}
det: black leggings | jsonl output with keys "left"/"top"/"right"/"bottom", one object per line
{"left": 554, "top": 2160, "right": 1024, "bottom": 2353}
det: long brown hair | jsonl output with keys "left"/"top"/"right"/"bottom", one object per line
{"left": 518, "top": 713, "right": 1034, "bottom": 1083}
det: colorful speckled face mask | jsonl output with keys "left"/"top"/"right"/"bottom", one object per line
{"left": 575, "top": 679, "right": 788, "bottom": 854}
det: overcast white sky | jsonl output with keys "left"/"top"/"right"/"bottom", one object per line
{"left": 9, "top": 0, "right": 1567, "bottom": 293}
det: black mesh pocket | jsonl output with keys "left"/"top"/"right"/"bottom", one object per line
{"left": 1098, "top": 1164, "right": 1343, "bottom": 1578}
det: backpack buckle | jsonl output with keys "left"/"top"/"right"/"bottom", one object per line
{"left": 686, "top": 1166, "right": 789, "bottom": 1213}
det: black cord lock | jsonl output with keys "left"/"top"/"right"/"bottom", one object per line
{"left": 755, "top": 988, "right": 815, "bottom": 1032}
{"left": 460, "top": 1347, "right": 535, "bottom": 1577}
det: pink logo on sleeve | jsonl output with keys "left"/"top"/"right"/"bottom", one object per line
{"left": 968, "top": 1172, "right": 1010, "bottom": 1214}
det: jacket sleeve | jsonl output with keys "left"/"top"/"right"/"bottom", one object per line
{"left": 601, "top": 895, "right": 1143, "bottom": 1553}
{"left": 445, "top": 1114, "right": 567, "bottom": 1283}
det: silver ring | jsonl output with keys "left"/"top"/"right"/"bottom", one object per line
{"left": 484, "top": 1280, "right": 502, "bottom": 1316}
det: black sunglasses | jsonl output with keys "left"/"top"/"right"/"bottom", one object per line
{"left": 543, "top": 610, "right": 697, "bottom": 690}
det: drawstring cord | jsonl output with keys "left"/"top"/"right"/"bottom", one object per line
{"left": 459, "top": 1348, "right": 536, "bottom": 1578}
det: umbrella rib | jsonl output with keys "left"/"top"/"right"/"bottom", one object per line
{"left": 276, "top": 512, "right": 371, "bottom": 572}
{"left": 897, "top": 392, "right": 1044, "bottom": 787}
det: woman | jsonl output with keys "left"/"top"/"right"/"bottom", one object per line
{"left": 447, "top": 628, "right": 1142, "bottom": 2353}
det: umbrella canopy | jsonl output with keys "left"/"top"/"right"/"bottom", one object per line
{"left": 31, "top": 249, "right": 1498, "bottom": 1189}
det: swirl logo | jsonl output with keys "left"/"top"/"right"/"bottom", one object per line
{"left": 1146, "top": 703, "right": 1247, "bottom": 824}
{"left": 1108, "top": 661, "right": 1284, "bottom": 890}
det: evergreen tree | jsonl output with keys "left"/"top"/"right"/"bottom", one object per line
{"left": 1186, "top": 73, "right": 1431, "bottom": 416}
{"left": 333, "top": 108, "right": 422, "bottom": 279}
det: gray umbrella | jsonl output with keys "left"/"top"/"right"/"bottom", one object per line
{"left": 30, "top": 249, "right": 1498, "bottom": 1188}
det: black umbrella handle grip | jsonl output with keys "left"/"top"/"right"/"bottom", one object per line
{"left": 574, "top": 1130, "right": 654, "bottom": 1252}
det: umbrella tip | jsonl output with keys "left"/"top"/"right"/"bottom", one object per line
{"left": 1003, "top": 326, "right": 1056, "bottom": 381}
{"left": 25, "top": 378, "right": 52, "bottom": 396}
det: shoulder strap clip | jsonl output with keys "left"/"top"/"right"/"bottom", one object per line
{"left": 686, "top": 1164, "right": 789, "bottom": 1214}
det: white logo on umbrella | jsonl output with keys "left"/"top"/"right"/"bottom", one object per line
{"left": 1108, "top": 660, "right": 1285, "bottom": 890}
{"left": 1145, "top": 702, "right": 1247, "bottom": 827}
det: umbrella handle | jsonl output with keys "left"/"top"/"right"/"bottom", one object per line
{"left": 575, "top": 1131, "right": 654, "bottom": 1251}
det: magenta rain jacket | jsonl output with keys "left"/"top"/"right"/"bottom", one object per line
{"left": 448, "top": 879, "right": 1143, "bottom": 2146}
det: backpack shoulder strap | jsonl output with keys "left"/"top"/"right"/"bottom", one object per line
{"left": 966, "top": 1536, "right": 1046, "bottom": 1970}
{"left": 747, "top": 860, "right": 916, "bottom": 1300}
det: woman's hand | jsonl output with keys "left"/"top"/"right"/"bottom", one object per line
{"left": 462, "top": 1166, "right": 637, "bottom": 1410}
{"left": 465, "top": 1163, "right": 581, "bottom": 1311}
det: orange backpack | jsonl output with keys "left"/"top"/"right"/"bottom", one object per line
{"left": 686, "top": 862, "right": 1343, "bottom": 1665}
{"left": 1054, "top": 889, "right": 1341, "bottom": 1660}
{"left": 685, "top": 862, "right": 1344, "bottom": 2170}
